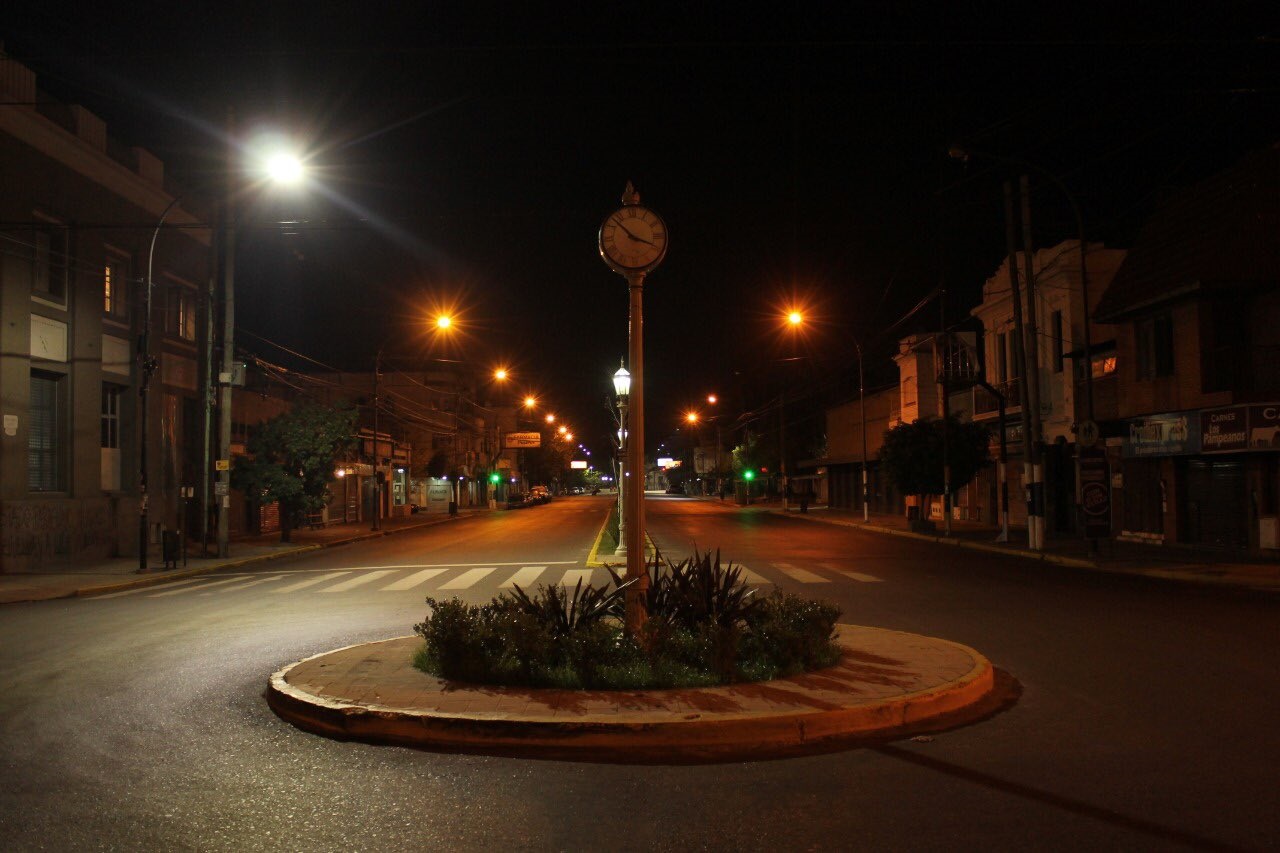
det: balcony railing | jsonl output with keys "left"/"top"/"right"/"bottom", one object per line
{"left": 973, "top": 378, "right": 1021, "bottom": 417}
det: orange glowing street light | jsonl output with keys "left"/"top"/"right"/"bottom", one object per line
{"left": 545, "top": 413, "right": 556, "bottom": 424}
{"left": 558, "top": 425, "right": 568, "bottom": 435}
{"left": 435, "top": 314, "right": 453, "bottom": 330}
{"left": 787, "top": 310, "right": 804, "bottom": 327}
{"left": 493, "top": 368, "right": 508, "bottom": 381}
{"left": 565, "top": 433, "right": 574, "bottom": 442}
{"left": 707, "top": 394, "right": 718, "bottom": 404}
{"left": 523, "top": 396, "right": 537, "bottom": 409}
{"left": 685, "top": 412, "right": 700, "bottom": 424}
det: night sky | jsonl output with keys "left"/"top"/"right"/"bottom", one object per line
{"left": 4, "top": 3, "right": 1277, "bottom": 454}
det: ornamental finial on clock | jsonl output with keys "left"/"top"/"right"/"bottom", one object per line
{"left": 621, "top": 181, "right": 640, "bottom": 206}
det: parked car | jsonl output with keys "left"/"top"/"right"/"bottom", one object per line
{"left": 530, "top": 486, "right": 552, "bottom": 503}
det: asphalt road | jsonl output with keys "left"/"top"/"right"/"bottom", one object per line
{"left": 1, "top": 494, "right": 1277, "bottom": 851}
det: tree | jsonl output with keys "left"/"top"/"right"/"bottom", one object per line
{"left": 232, "top": 403, "right": 358, "bottom": 542}
{"left": 878, "top": 416, "right": 991, "bottom": 517}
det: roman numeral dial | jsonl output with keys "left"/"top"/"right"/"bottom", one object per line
{"left": 599, "top": 204, "right": 668, "bottom": 273}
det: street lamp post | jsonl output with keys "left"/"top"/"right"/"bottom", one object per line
{"left": 613, "top": 364, "right": 630, "bottom": 557}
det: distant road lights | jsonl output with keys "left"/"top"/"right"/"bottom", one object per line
{"left": 685, "top": 412, "right": 700, "bottom": 424}
{"left": 545, "top": 413, "right": 556, "bottom": 424}
{"left": 493, "top": 368, "right": 508, "bottom": 381}
{"left": 524, "top": 396, "right": 537, "bottom": 409}
{"left": 707, "top": 394, "right": 718, "bottom": 404}
{"left": 558, "top": 425, "right": 568, "bottom": 435}
{"left": 565, "top": 433, "right": 574, "bottom": 442}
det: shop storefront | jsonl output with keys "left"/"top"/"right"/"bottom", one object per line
{"left": 1119, "top": 404, "right": 1280, "bottom": 552}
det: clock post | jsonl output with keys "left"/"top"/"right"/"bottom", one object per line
{"left": 599, "top": 182, "right": 668, "bottom": 635}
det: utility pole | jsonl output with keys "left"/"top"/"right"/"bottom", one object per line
{"left": 1020, "top": 174, "right": 1046, "bottom": 551}
{"left": 215, "top": 110, "right": 236, "bottom": 559}
{"left": 371, "top": 349, "right": 382, "bottom": 531}
{"left": 939, "top": 289, "right": 951, "bottom": 536}
{"left": 1003, "top": 180, "right": 1035, "bottom": 551}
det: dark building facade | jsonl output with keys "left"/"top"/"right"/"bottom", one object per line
{"left": 1, "top": 52, "right": 211, "bottom": 571}
{"left": 1094, "top": 144, "right": 1280, "bottom": 553}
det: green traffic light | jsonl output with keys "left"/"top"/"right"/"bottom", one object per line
{"left": 489, "top": 472, "right": 500, "bottom": 484}
{"left": 743, "top": 470, "right": 755, "bottom": 481}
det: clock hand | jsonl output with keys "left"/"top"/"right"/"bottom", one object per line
{"left": 618, "top": 223, "right": 656, "bottom": 247}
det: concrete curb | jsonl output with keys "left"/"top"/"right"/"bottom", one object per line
{"left": 265, "top": 625, "right": 997, "bottom": 763}
{"left": 71, "top": 514, "right": 465, "bottom": 599}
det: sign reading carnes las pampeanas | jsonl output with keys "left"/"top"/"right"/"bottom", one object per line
{"left": 503, "top": 432, "right": 541, "bottom": 449}
{"left": 1200, "top": 404, "right": 1280, "bottom": 453}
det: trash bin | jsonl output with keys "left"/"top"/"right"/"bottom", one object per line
{"left": 162, "top": 530, "right": 181, "bottom": 568}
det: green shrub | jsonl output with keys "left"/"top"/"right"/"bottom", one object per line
{"left": 413, "top": 555, "right": 842, "bottom": 690}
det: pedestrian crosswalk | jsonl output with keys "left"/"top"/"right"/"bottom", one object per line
{"left": 90, "top": 559, "right": 885, "bottom": 600}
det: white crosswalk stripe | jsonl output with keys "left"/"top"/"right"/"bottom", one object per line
{"left": 151, "top": 575, "right": 254, "bottom": 597}
{"left": 275, "top": 571, "right": 351, "bottom": 593}
{"left": 501, "top": 566, "right": 547, "bottom": 588}
{"left": 198, "top": 575, "right": 283, "bottom": 595}
{"left": 818, "top": 562, "right": 884, "bottom": 583}
{"left": 96, "top": 578, "right": 209, "bottom": 599}
{"left": 440, "top": 567, "right": 496, "bottom": 589}
{"left": 381, "top": 568, "right": 449, "bottom": 591}
{"left": 734, "top": 564, "right": 773, "bottom": 585}
{"left": 559, "top": 568, "right": 594, "bottom": 587}
{"left": 773, "top": 562, "right": 830, "bottom": 583}
{"left": 320, "top": 569, "right": 396, "bottom": 592}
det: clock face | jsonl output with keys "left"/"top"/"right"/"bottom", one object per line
{"left": 599, "top": 206, "right": 668, "bottom": 272}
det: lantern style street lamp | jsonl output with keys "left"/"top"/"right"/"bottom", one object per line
{"left": 612, "top": 364, "right": 630, "bottom": 557}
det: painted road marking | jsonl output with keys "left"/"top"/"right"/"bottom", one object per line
{"left": 734, "top": 564, "right": 773, "bottom": 585}
{"left": 818, "top": 562, "right": 884, "bottom": 582}
{"left": 320, "top": 569, "right": 397, "bottom": 592}
{"left": 150, "top": 576, "right": 252, "bottom": 597}
{"left": 559, "top": 568, "right": 594, "bottom": 587}
{"left": 96, "top": 578, "right": 209, "bottom": 599}
{"left": 381, "top": 568, "right": 450, "bottom": 591}
{"left": 275, "top": 572, "right": 352, "bottom": 593}
{"left": 501, "top": 566, "right": 547, "bottom": 588}
{"left": 198, "top": 575, "right": 283, "bottom": 595}
{"left": 773, "top": 562, "right": 830, "bottom": 583}
{"left": 440, "top": 567, "right": 497, "bottom": 589}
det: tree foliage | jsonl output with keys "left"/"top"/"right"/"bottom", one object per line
{"left": 878, "top": 416, "right": 991, "bottom": 497}
{"left": 231, "top": 403, "right": 358, "bottom": 540}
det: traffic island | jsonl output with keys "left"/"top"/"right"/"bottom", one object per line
{"left": 267, "top": 625, "right": 1003, "bottom": 763}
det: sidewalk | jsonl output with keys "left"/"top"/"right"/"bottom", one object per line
{"left": 693, "top": 495, "right": 1280, "bottom": 591}
{"left": 0, "top": 511, "right": 478, "bottom": 605}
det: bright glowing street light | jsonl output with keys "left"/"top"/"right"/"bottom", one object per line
{"left": 545, "top": 413, "right": 556, "bottom": 424}
{"left": 685, "top": 412, "right": 700, "bottom": 424}
{"left": 707, "top": 394, "right": 718, "bottom": 404}
{"left": 787, "top": 310, "right": 804, "bottom": 326}
{"left": 565, "top": 433, "right": 574, "bottom": 442}
{"left": 264, "top": 151, "right": 305, "bottom": 185}
{"left": 523, "top": 396, "right": 537, "bottom": 408}
{"left": 493, "top": 368, "right": 508, "bottom": 381}
{"left": 558, "top": 425, "right": 568, "bottom": 435}
{"left": 435, "top": 315, "right": 453, "bottom": 330}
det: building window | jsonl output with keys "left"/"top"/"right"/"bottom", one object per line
{"left": 101, "top": 384, "right": 122, "bottom": 449}
{"left": 996, "top": 332, "right": 1008, "bottom": 383}
{"left": 33, "top": 225, "right": 70, "bottom": 300}
{"left": 104, "top": 258, "right": 130, "bottom": 319}
{"left": 1090, "top": 353, "right": 1118, "bottom": 378}
{"left": 168, "top": 287, "right": 196, "bottom": 341}
{"left": 101, "top": 384, "right": 124, "bottom": 491}
{"left": 1135, "top": 311, "right": 1174, "bottom": 379}
{"left": 1051, "top": 311, "right": 1064, "bottom": 373}
{"left": 29, "top": 371, "right": 65, "bottom": 491}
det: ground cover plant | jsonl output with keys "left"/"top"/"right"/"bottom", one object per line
{"left": 413, "top": 549, "right": 842, "bottom": 690}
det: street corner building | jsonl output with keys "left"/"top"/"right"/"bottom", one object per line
{"left": 1092, "top": 144, "right": 1280, "bottom": 552}
{"left": 0, "top": 52, "right": 212, "bottom": 571}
